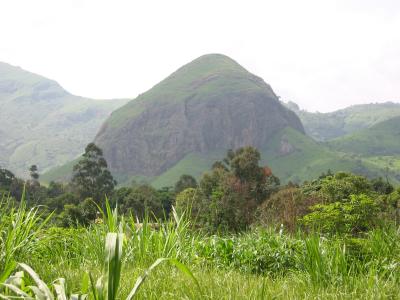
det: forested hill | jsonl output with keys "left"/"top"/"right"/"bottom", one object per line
{"left": 0, "top": 62, "right": 128, "bottom": 176}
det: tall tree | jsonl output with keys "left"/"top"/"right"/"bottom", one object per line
{"left": 71, "top": 143, "right": 116, "bottom": 203}
{"left": 29, "top": 165, "right": 39, "bottom": 181}
{"left": 196, "top": 147, "right": 280, "bottom": 232}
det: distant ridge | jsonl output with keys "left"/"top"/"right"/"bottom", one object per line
{"left": 0, "top": 61, "right": 128, "bottom": 176}
{"left": 329, "top": 116, "right": 400, "bottom": 156}
{"left": 285, "top": 101, "right": 400, "bottom": 141}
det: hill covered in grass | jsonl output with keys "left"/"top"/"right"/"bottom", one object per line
{"left": 327, "top": 116, "right": 400, "bottom": 182}
{"left": 94, "top": 54, "right": 305, "bottom": 184}
{"left": 329, "top": 116, "right": 400, "bottom": 156}
{"left": 0, "top": 62, "right": 128, "bottom": 177}
{"left": 286, "top": 101, "right": 400, "bottom": 141}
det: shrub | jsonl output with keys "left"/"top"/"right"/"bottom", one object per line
{"left": 319, "top": 172, "right": 372, "bottom": 203}
{"left": 301, "top": 194, "right": 379, "bottom": 235}
{"left": 194, "top": 230, "right": 303, "bottom": 275}
{"left": 256, "top": 187, "right": 320, "bottom": 232}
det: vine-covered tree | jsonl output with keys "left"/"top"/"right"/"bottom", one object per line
{"left": 71, "top": 143, "right": 116, "bottom": 203}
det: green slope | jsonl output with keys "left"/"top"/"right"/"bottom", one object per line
{"left": 260, "top": 127, "right": 398, "bottom": 184}
{"left": 151, "top": 150, "right": 226, "bottom": 188}
{"left": 285, "top": 101, "right": 400, "bottom": 141}
{"left": 328, "top": 116, "right": 400, "bottom": 156}
{"left": 40, "top": 158, "right": 78, "bottom": 184}
{"left": 326, "top": 117, "right": 400, "bottom": 183}
{"left": 0, "top": 61, "right": 128, "bottom": 177}
{"left": 148, "top": 127, "right": 399, "bottom": 187}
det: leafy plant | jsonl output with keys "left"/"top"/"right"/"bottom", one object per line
{"left": 301, "top": 194, "right": 379, "bottom": 234}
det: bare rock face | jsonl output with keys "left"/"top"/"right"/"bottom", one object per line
{"left": 95, "top": 54, "right": 305, "bottom": 179}
{"left": 279, "top": 137, "right": 296, "bottom": 156}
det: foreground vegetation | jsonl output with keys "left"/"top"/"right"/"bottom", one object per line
{"left": 1, "top": 145, "right": 400, "bottom": 298}
{"left": 0, "top": 195, "right": 399, "bottom": 299}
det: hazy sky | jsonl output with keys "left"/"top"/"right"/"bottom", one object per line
{"left": 1, "top": 0, "right": 399, "bottom": 112}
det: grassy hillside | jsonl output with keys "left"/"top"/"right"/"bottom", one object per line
{"left": 151, "top": 150, "right": 226, "bottom": 188}
{"left": 260, "top": 127, "right": 398, "bottom": 184}
{"left": 329, "top": 116, "right": 400, "bottom": 156}
{"left": 40, "top": 158, "right": 79, "bottom": 184}
{"left": 327, "top": 117, "right": 400, "bottom": 183}
{"left": 0, "top": 62, "right": 128, "bottom": 177}
{"left": 286, "top": 101, "right": 400, "bottom": 141}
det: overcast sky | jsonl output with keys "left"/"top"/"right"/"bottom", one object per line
{"left": 1, "top": 0, "right": 399, "bottom": 112}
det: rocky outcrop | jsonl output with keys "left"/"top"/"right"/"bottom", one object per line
{"left": 95, "top": 54, "right": 305, "bottom": 178}
{"left": 279, "top": 137, "right": 296, "bottom": 156}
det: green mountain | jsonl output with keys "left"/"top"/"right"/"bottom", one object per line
{"left": 327, "top": 117, "right": 400, "bottom": 183}
{"left": 329, "top": 116, "right": 400, "bottom": 156}
{"left": 286, "top": 101, "right": 400, "bottom": 141}
{"left": 94, "top": 54, "right": 305, "bottom": 185}
{"left": 0, "top": 62, "right": 128, "bottom": 176}
{"left": 43, "top": 55, "right": 400, "bottom": 187}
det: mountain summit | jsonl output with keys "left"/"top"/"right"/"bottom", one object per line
{"left": 94, "top": 54, "right": 304, "bottom": 184}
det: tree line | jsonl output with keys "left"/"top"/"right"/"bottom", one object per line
{"left": 1, "top": 143, "right": 399, "bottom": 234}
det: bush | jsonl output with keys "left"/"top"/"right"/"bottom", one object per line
{"left": 119, "top": 184, "right": 164, "bottom": 220}
{"left": 57, "top": 198, "right": 97, "bottom": 227}
{"left": 194, "top": 230, "right": 303, "bottom": 275}
{"left": 319, "top": 172, "right": 372, "bottom": 202}
{"left": 301, "top": 194, "right": 379, "bottom": 235}
{"left": 256, "top": 187, "right": 320, "bottom": 232}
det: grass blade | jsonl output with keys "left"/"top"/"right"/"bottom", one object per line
{"left": 18, "top": 264, "right": 53, "bottom": 300}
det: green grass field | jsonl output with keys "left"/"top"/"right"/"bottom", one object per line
{"left": 1, "top": 197, "right": 400, "bottom": 299}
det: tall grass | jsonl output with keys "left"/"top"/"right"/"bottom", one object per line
{"left": 124, "top": 208, "right": 195, "bottom": 264}
{"left": 1, "top": 198, "right": 399, "bottom": 299}
{"left": 0, "top": 193, "right": 52, "bottom": 283}
{"left": 1, "top": 201, "right": 201, "bottom": 300}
